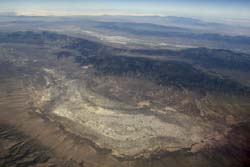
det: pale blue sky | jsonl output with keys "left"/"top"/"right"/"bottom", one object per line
{"left": 0, "top": 0, "right": 249, "bottom": 19}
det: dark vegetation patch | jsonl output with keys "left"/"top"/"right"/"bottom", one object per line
{"left": 55, "top": 51, "right": 74, "bottom": 59}
{"left": 180, "top": 48, "right": 250, "bottom": 71}
{"left": 65, "top": 38, "right": 104, "bottom": 57}
{"left": 75, "top": 55, "right": 250, "bottom": 96}
{"left": 131, "top": 47, "right": 250, "bottom": 71}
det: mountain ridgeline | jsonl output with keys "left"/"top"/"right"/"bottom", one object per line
{"left": 1, "top": 31, "right": 250, "bottom": 96}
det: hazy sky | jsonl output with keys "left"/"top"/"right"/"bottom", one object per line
{"left": 0, "top": 0, "right": 250, "bottom": 19}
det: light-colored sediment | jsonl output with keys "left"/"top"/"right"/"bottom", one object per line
{"left": 30, "top": 67, "right": 224, "bottom": 157}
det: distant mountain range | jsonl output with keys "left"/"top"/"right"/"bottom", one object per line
{"left": 164, "top": 16, "right": 221, "bottom": 26}
{"left": 96, "top": 21, "right": 250, "bottom": 45}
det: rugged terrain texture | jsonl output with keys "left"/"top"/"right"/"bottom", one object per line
{"left": 0, "top": 31, "right": 250, "bottom": 166}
